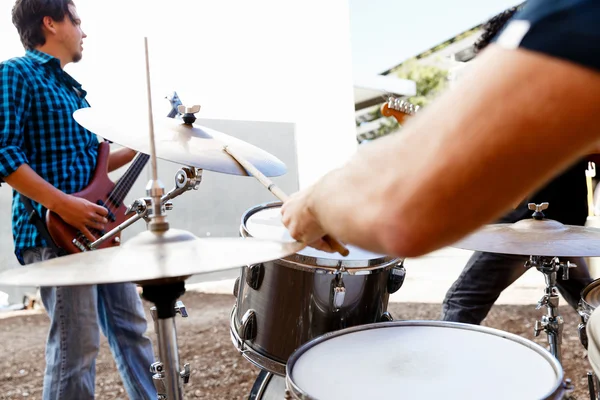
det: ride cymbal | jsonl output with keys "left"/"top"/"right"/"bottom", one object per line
{"left": 73, "top": 107, "right": 287, "bottom": 177}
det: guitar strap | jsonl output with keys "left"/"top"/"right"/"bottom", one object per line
{"left": 19, "top": 195, "right": 67, "bottom": 256}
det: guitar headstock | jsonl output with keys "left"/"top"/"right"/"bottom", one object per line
{"left": 381, "top": 97, "right": 419, "bottom": 124}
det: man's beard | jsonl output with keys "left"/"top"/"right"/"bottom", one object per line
{"left": 72, "top": 51, "right": 82, "bottom": 63}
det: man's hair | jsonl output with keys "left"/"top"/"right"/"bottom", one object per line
{"left": 473, "top": 3, "right": 525, "bottom": 54}
{"left": 12, "top": 0, "right": 75, "bottom": 50}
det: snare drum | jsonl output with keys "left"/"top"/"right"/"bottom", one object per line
{"left": 285, "top": 321, "right": 568, "bottom": 400}
{"left": 578, "top": 278, "right": 600, "bottom": 349}
{"left": 231, "top": 202, "right": 405, "bottom": 376}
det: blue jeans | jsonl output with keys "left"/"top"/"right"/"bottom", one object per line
{"left": 441, "top": 251, "right": 594, "bottom": 325}
{"left": 22, "top": 248, "right": 157, "bottom": 400}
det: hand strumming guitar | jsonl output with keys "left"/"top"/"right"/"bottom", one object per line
{"left": 3, "top": 164, "right": 108, "bottom": 243}
{"left": 53, "top": 195, "right": 108, "bottom": 242}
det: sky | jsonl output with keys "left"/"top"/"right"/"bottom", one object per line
{"left": 348, "top": 0, "right": 522, "bottom": 75}
{"left": 0, "top": 0, "right": 522, "bottom": 186}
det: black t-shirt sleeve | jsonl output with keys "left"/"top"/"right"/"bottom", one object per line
{"left": 493, "top": 0, "right": 600, "bottom": 72}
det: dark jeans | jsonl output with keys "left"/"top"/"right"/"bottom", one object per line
{"left": 441, "top": 251, "right": 594, "bottom": 325}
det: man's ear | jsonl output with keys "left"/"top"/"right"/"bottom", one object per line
{"left": 41, "top": 16, "right": 57, "bottom": 35}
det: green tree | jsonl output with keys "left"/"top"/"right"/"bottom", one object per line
{"left": 358, "top": 60, "right": 448, "bottom": 142}
{"left": 392, "top": 58, "right": 449, "bottom": 107}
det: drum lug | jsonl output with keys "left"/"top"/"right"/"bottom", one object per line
{"left": 239, "top": 309, "right": 258, "bottom": 341}
{"left": 379, "top": 311, "right": 393, "bottom": 322}
{"left": 246, "top": 263, "right": 265, "bottom": 290}
{"left": 233, "top": 276, "right": 240, "bottom": 297}
{"left": 330, "top": 274, "right": 346, "bottom": 311}
{"left": 387, "top": 262, "right": 406, "bottom": 294}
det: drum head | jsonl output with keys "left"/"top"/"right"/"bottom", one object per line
{"left": 242, "top": 202, "right": 390, "bottom": 267}
{"left": 286, "top": 321, "right": 563, "bottom": 400}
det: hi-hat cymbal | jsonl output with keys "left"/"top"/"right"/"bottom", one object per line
{"left": 0, "top": 229, "right": 305, "bottom": 286}
{"left": 73, "top": 108, "right": 287, "bottom": 177}
{"left": 452, "top": 218, "right": 600, "bottom": 257}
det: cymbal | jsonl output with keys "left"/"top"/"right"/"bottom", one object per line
{"left": 452, "top": 218, "right": 600, "bottom": 257}
{"left": 73, "top": 108, "right": 287, "bottom": 177}
{"left": 0, "top": 229, "right": 305, "bottom": 286}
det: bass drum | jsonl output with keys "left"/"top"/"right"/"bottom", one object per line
{"left": 248, "top": 370, "right": 286, "bottom": 400}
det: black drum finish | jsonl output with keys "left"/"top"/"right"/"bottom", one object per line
{"left": 230, "top": 201, "right": 405, "bottom": 376}
{"left": 234, "top": 257, "right": 396, "bottom": 367}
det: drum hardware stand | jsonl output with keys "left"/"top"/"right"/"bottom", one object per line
{"left": 88, "top": 166, "right": 202, "bottom": 250}
{"left": 586, "top": 372, "right": 600, "bottom": 400}
{"left": 525, "top": 254, "right": 576, "bottom": 364}
{"left": 522, "top": 203, "right": 576, "bottom": 364}
{"left": 135, "top": 37, "right": 196, "bottom": 400}
{"left": 142, "top": 282, "right": 191, "bottom": 400}
{"left": 150, "top": 301, "right": 190, "bottom": 400}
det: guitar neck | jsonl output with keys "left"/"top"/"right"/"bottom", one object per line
{"left": 109, "top": 153, "right": 150, "bottom": 205}
{"left": 381, "top": 97, "right": 419, "bottom": 124}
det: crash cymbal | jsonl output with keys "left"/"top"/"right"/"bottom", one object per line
{"left": 0, "top": 229, "right": 305, "bottom": 286}
{"left": 73, "top": 107, "right": 287, "bottom": 177}
{"left": 452, "top": 218, "right": 600, "bottom": 257}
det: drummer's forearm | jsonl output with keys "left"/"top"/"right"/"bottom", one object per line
{"left": 310, "top": 46, "right": 600, "bottom": 257}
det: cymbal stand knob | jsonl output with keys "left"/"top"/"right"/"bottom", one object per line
{"left": 534, "top": 319, "right": 544, "bottom": 337}
{"left": 177, "top": 105, "right": 201, "bottom": 125}
{"left": 165, "top": 201, "right": 174, "bottom": 212}
{"left": 180, "top": 363, "right": 191, "bottom": 384}
{"left": 528, "top": 202, "right": 549, "bottom": 220}
{"left": 561, "top": 261, "right": 577, "bottom": 281}
{"left": 150, "top": 361, "right": 167, "bottom": 400}
{"left": 175, "top": 301, "right": 188, "bottom": 318}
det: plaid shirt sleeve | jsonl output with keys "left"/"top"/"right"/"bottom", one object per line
{"left": 0, "top": 62, "right": 30, "bottom": 178}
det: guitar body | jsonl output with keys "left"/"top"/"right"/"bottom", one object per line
{"left": 46, "top": 141, "right": 130, "bottom": 253}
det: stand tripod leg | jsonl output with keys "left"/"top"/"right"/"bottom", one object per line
{"left": 143, "top": 282, "right": 187, "bottom": 400}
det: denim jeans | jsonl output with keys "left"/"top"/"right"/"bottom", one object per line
{"left": 441, "top": 251, "right": 594, "bottom": 325}
{"left": 22, "top": 247, "right": 157, "bottom": 400}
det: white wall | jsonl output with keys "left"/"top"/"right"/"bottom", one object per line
{"left": 2, "top": 0, "right": 357, "bottom": 189}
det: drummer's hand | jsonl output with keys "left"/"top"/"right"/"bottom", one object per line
{"left": 281, "top": 188, "right": 334, "bottom": 253}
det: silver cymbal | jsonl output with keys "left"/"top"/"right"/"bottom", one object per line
{"left": 73, "top": 108, "right": 287, "bottom": 177}
{"left": 0, "top": 229, "right": 305, "bottom": 286}
{"left": 452, "top": 218, "right": 600, "bottom": 257}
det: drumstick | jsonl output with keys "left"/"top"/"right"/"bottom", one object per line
{"left": 223, "top": 145, "right": 350, "bottom": 257}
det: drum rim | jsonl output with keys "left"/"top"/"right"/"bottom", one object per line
{"left": 581, "top": 277, "right": 600, "bottom": 311}
{"left": 241, "top": 201, "right": 399, "bottom": 270}
{"left": 284, "top": 320, "right": 565, "bottom": 400}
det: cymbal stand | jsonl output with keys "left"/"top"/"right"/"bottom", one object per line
{"left": 149, "top": 301, "right": 190, "bottom": 399}
{"left": 142, "top": 281, "right": 190, "bottom": 400}
{"left": 525, "top": 255, "right": 576, "bottom": 364}
{"left": 89, "top": 166, "right": 202, "bottom": 249}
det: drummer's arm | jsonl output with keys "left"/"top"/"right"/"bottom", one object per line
{"left": 307, "top": 45, "right": 600, "bottom": 257}
{"left": 108, "top": 147, "right": 138, "bottom": 172}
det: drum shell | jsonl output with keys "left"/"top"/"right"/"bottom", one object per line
{"left": 234, "top": 258, "right": 396, "bottom": 366}
{"left": 232, "top": 201, "right": 403, "bottom": 375}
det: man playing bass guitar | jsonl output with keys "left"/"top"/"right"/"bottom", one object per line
{"left": 0, "top": 1, "right": 156, "bottom": 398}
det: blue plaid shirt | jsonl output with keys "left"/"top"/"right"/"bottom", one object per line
{"left": 0, "top": 49, "right": 99, "bottom": 263}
